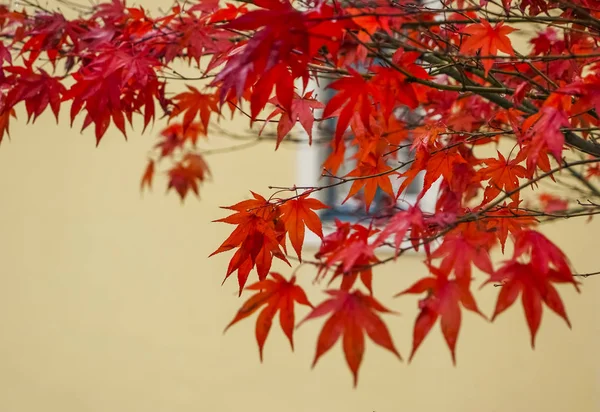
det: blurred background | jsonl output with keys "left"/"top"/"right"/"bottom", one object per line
{"left": 0, "top": 1, "right": 598, "bottom": 411}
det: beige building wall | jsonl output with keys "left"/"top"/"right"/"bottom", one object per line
{"left": 0, "top": 1, "right": 598, "bottom": 411}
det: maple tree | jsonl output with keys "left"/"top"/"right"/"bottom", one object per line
{"left": 3, "top": 0, "right": 600, "bottom": 386}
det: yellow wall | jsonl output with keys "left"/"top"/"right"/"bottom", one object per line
{"left": 0, "top": 2, "right": 598, "bottom": 411}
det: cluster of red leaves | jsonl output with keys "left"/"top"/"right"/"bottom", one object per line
{"left": 1, "top": 0, "right": 596, "bottom": 386}
{"left": 211, "top": 192, "right": 327, "bottom": 295}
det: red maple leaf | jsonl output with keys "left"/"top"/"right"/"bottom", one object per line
{"left": 225, "top": 272, "right": 312, "bottom": 360}
{"left": 249, "top": 62, "right": 295, "bottom": 121}
{"left": 343, "top": 151, "right": 396, "bottom": 212}
{"left": 529, "top": 28, "right": 559, "bottom": 55}
{"left": 559, "top": 75, "right": 600, "bottom": 115}
{"left": 487, "top": 261, "right": 577, "bottom": 347}
{"left": 299, "top": 289, "right": 401, "bottom": 386}
{"left": 212, "top": 0, "right": 322, "bottom": 114}
{"left": 398, "top": 265, "right": 485, "bottom": 363}
{"left": 479, "top": 151, "right": 528, "bottom": 204}
{"left": 513, "top": 229, "right": 573, "bottom": 276}
{"left": 484, "top": 202, "right": 538, "bottom": 253}
{"left": 3, "top": 66, "right": 66, "bottom": 123}
{"left": 485, "top": 229, "right": 579, "bottom": 346}
{"left": 374, "top": 206, "right": 428, "bottom": 254}
{"left": 316, "top": 223, "right": 379, "bottom": 294}
{"left": 211, "top": 192, "right": 290, "bottom": 295}
{"left": 279, "top": 192, "right": 328, "bottom": 261}
{"left": 322, "top": 68, "right": 377, "bottom": 144}
{"left": 166, "top": 153, "right": 210, "bottom": 201}
{"left": 18, "top": 12, "right": 84, "bottom": 67}
{"left": 169, "top": 86, "right": 220, "bottom": 132}
{"left": 539, "top": 193, "right": 568, "bottom": 213}
{"left": 262, "top": 91, "right": 325, "bottom": 148}
{"left": 460, "top": 20, "right": 516, "bottom": 75}
{"left": 521, "top": 104, "right": 570, "bottom": 173}
{"left": 64, "top": 44, "right": 163, "bottom": 144}
{"left": 140, "top": 159, "right": 154, "bottom": 191}
{"left": 409, "top": 146, "right": 468, "bottom": 201}
{"left": 154, "top": 122, "right": 207, "bottom": 158}
{"left": 370, "top": 65, "right": 420, "bottom": 121}
{"left": 430, "top": 222, "right": 495, "bottom": 285}
{"left": 0, "top": 107, "right": 16, "bottom": 143}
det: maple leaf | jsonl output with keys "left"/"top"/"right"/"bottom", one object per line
{"left": 346, "top": 7, "right": 393, "bottom": 39}
{"left": 416, "top": 146, "right": 468, "bottom": 198}
{"left": 206, "top": 2, "right": 247, "bottom": 23}
{"left": 140, "top": 159, "right": 154, "bottom": 191}
{"left": 484, "top": 202, "right": 538, "bottom": 253}
{"left": 3, "top": 66, "right": 66, "bottom": 123}
{"left": 0, "top": 42, "right": 11, "bottom": 65}
{"left": 316, "top": 223, "right": 379, "bottom": 294}
{"left": 0, "top": 107, "right": 16, "bottom": 144}
{"left": 487, "top": 261, "right": 577, "bottom": 347}
{"left": 460, "top": 20, "right": 516, "bottom": 75}
{"left": 299, "top": 289, "right": 401, "bottom": 386}
{"left": 211, "top": 192, "right": 290, "bottom": 295}
{"left": 513, "top": 230, "right": 574, "bottom": 276}
{"left": 539, "top": 193, "right": 568, "bottom": 213}
{"left": 373, "top": 206, "right": 428, "bottom": 254}
{"left": 430, "top": 222, "right": 495, "bottom": 285}
{"left": 585, "top": 163, "right": 600, "bottom": 180}
{"left": 530, "top": 28, "right": 559, "bottom": 55}
{"left": 225, "top": 272, "right": 312, "bottom": 361}
{"left": 279, "top": 192, "right": 328, "bottom": 261}
{"left": 212, "top": 0, "right": 328, "bottom": 114}
{"left": 18, "top": 12, "right": 83, "bottom": 67}
{"left": 91, "top": 0, "right": 126, "bottom": 22}
{"left": 322, "top": 68, "right": 377, "bottom": 144}
{"left": 322, "top": 138, "right": 346, "bottom": 176}
{"left": 249, "top": 62, "right": 295, "bottom": 121}
{"left": 370, "top": 66, "right": 420, "bottom": 121}
{"left": 166, "top": 153, "right": 210, "bottom": 201}
{"left": 154, "top": 122, "right": 206, "bottom": 158}
{"left": 479, "top": 151, "right": 528, "bottom": 204}
{"left": 398, "top": 265, "right": 485, "bottom": 364}
{"left": 485, "top": 229, "right": 579, "bottom": 347}
{"left": 558, "top": 75, "right": 600, "bottom": 121}
{"left": 519, "top": 0, "right": 549, "bottom": 16}
{"left": 157, "top": 8, "right": 235, "bottom": 65}
{"left": 521, "top": 102, "right": 570, "bottom": 173}
{"left": 170, "top": 86, "right": 219, "bottom": 132}
{"left": 391, "top": 49, "right": 431, "bottom": 82}
{"left": 64, "top": 44, "right": 164, "bottom": 144}
{"left": 343, "top": 152, "right": 396, "bottom": 212}
{"left": 261, "top": 91, "right": 324, "bottom": 148}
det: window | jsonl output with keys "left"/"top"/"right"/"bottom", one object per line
{"left": 296, "top": 78, "right": 440, "bottom": 248}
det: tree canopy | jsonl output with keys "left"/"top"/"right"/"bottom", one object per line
{"left": 1, "top": 0, "right": 599, "bottom": 385}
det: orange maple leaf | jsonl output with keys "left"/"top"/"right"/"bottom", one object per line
{"left": 170, "top": 86, "right": 220, "bottom": 132}
{"left": 460, "top": 20, "right": 516, "bottom": 76}
{"left": 279, "top": 193, "right": 328, "bottom": 261}
{"left": 344, "top": 152, "right": 396, "bottom": 212}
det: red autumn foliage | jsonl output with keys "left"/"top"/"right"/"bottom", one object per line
{"left": 299, "top": 289, "right": 401, "bottom": 387}
{"left": 1, "top": 0, "right": 598, "bottom": 386}
{"left": 226, "top": 272, "right": 313, "bottom": 361}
